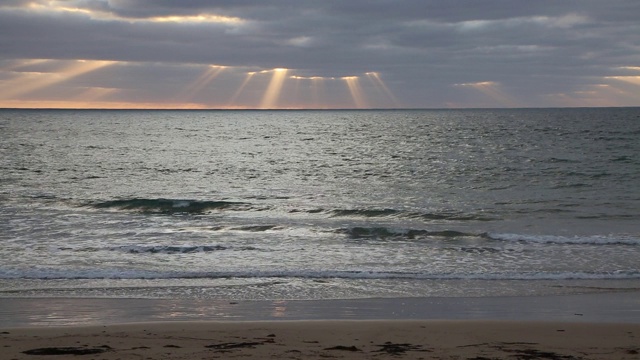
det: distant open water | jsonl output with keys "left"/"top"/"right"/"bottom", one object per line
{"left": 1, "top": 108, "right": 639, "bottom": 300}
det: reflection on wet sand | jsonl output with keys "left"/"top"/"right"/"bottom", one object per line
{"left": 1, "top": 291, "right": 639, "bottom": 327}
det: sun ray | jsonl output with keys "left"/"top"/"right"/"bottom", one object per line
{"left": 179, "top": 65, "right": 226, "bottom": 101}
{"left": 0, "top": 59, "right": 115, "bottom": 99}
{"left": 0, "top": 59, "right": 49, "bottom": 72}
{"left": 292, "top": 75, "right": 302, "bottom": 106}
{"left": 289, "top": 75, "right": 327, "bottom": 108}
{"left": 599, "top": 77, "right": 640, "bottom": 104}
{"left": 546, "top": 82, "right": 639, "bottom": 107}
{"left": 0, "top": 99, "right": 209, "bottom": 109}
{"left": 366, "top": 72, "right": 400, "bottom": 107}
{"left": 605, "top": 76, "right": 640, "bottom": 86}
{"left": 228, "top": 71, "right": 256, "bottom": 106}
{"left": 454, "top": 81, "right": 523, "bottom": 107}
{"left": 342, "top": 76, "right": 367, "bottom": 108}
{"left": 311, "top": 77, "right": 325, "bottom": 109}
{"left": 260, "top": 68, "right": 289, "bottom": 109}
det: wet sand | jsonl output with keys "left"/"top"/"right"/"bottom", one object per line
{"left": 2, "top": 291, "right": 640, "bottom": 327}
{"left": 1, "top": 292, "right": 639, "bottom": 359}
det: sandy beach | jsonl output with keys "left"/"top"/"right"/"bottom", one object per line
{"left": 1, "top": 292, "right": 639, "bottom": 358}
{"left": 1, "top": 320, "right": 639, "bottom": 359}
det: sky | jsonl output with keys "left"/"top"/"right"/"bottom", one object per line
{"left": 1, "top": 0, "right": 639, "bottom": 109}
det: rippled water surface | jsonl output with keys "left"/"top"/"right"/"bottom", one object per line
{"left": 1, "top": 108, "right": 639, "bottom": 299}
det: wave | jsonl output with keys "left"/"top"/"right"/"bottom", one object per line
{"left": 55, "top": 196, "right": 495, "bottom": 222}
{"left": 337, "top": 226, "right": 476, "bottom": 239}
{"left": 330, "top": 208, "right": 401, "bottom": 217}
{"left": 293, "top": 207, "right": 495, "bottom": 221}
{"left": 2, "top": 269, "right": 639, "bottom": 281}
{"left": 87, "top": 198, "right": 253, "bottom": 214}
{"left": 487, "top": 233, "right": 640, "bottom": 245}
{"left": 334, "top": 227, "right": 640, "bottom": 245}
{"left": 111, "top": 244, "right": 261, "bottom": 254}
{"left": 230, "top": 225, "right": 283, "bottom": 232}
{"left": 170, "top": 224, "right": 284, "bottom": 234}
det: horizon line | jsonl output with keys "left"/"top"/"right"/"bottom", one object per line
{"left": 1, "top": 106, "right": 639, "bottom": 111}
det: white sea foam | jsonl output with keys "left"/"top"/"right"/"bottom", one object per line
{"left": 1, "top": 268, "right": 638, "bottom": 281}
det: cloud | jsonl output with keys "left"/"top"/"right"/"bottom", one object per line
{"left": 0, "top": 0, "right": 639, "bottom": 108}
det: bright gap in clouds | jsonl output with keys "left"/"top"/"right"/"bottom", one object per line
{"left": 606, "top": 76, "right": 640, "bottom": 86}
{"left": 22, "top": 1, "right": 245, "bottom": 25}
{"left": 147, "top": 14, "right": 244, "bottom": 24}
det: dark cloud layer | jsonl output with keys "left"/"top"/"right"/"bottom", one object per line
{"left": 1, "top": 0, "right": 639, "bottom": 108}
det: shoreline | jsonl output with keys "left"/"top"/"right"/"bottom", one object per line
{"left": 2, "top": 320, "right": 639, "bottom": 359}
{"left": 1, "top": 290, "right": 639, "bottom": 327}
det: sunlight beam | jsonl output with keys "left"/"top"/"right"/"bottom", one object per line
{"left": 179, "top": 65, "right": 226, "bottom": 100}
{"left": 0, "top": 99, "right": 209, "bottom": 109}
{"left": 0, "top": 59, "right": 49, "bottom": 72}
{"left": 366, "top": 72, "right": 400, "bottom": 107}
{"left": 260, "top": 68, "right": 288, "bottom": 109}
{"left": 342, "top": 76, "right": 367, "bottom": 108}
{"left": 0, "top": 60, "right": 115, "bottom": 99}
{"left": 454, "top": 81, "right": 522, "bottom": 107}
{"left": 228, "top": 72, "right": 256, "bottom": 106}
{"left": 311, "top": 77, "right": 324, "bottom": 109}
{"left": 292, "top": 75, "right": 302, "bottom": 106}
{"left": 600, "top": 77, "right": 640, "bottom": 104}
{"left": 605, "top": 76, "right": 640, "bottom": 86}
{"left": 545, "top": 83, "right": 639, "bottom": 107}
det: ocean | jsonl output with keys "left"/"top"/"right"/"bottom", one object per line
{"left": 1, "top": 108, "right": 639, "bottom": 300}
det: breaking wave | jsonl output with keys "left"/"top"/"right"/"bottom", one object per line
{"left": 337, "top": 226, "right": 475, "bottom": 239}
{"left": 334, "top": 227, "right": 640, "bottom": 245}
{"left": 487, "top": 233, "right": 640, "bottom": 246}
{"left": 291, "top": 207, "right": 496, "bottom": 221}
{"left": 111, "top": 244, "right": 262, "bottom": 254}
{"left": 84, "top": 199, "right": 497, "bottom": 222}
{"left": 87, "top": 198, "right": 253, "bottom": 214}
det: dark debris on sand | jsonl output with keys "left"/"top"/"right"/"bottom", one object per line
{"left": 324, "top": 345, "right": 362, "bottom": 351}
{"left": 375, "top": 342, "right": 429, "bottom": 355}
{"left": 509, "top": 349, "right": 583, "bottom": 359}
{"left": 23, "top": 345, "right": 112, "bottom": 356}
{"left": 205, "top": 341, "right": 263, "bottom": 350}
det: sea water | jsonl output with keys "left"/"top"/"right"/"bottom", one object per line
{"left": 1, "top": 108, "right": 639, "bottom": 300}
